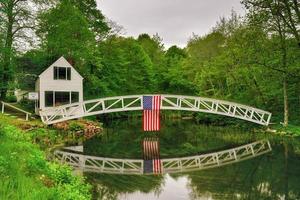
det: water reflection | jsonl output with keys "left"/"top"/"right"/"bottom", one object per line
{"left": 84, "top": 119, "right": 300, "bottom": 200}
{"left": 118, "top": 175, "right": 190, "bottom": 200}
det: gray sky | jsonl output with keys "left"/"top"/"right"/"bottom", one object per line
{"left": 96, "top": 0, "right": 245, "bottom": 48}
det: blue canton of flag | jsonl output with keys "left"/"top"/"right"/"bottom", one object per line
{"left": 143, "top": 96, "right": 153, "bottom": 110}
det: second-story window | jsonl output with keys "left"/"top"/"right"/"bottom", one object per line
{"left": 54, "top": 67, "right": 71, "bottom": 80}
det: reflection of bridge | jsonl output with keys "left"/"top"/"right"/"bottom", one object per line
{"left": 54, "top": 140, "right": 272, "bottom": 175}
{"left": 40, "top": 94, "right": 272, "bottom": 125}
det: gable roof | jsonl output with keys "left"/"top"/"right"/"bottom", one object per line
{"left": 38, "top": 56, "right": 84, "bottom": 79}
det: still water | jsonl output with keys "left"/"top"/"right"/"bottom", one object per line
{"left": 83, "top": 119, "right": 300, "bottom": 200}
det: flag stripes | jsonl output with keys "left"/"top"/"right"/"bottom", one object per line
{"left": 143, "top": 96, "right": 161, "bottom": 131}
{"left": 143, "top": 138, "right": 161, "bottom": 174}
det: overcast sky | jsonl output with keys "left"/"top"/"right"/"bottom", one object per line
{"left": 96, "top": 0, "right": 245, "bottom": 48}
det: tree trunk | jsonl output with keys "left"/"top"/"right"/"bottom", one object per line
{"left": 0, "top": 1, "right": 14, "bottom": 100}
{"left": 283, "top": 76, "right": 289, "bottom": 126}
{"left": 278, "top": 20, "right": 289, "bottom": 126}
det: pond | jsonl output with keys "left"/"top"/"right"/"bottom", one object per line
{"left": 83, "top": 118, "right": 300, "bottom": 200}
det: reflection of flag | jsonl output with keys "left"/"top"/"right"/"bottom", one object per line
{"left": 143, "top": 138, "right": 161, "bottom": 174}
{"left": 143, "top": 96, "right": 161, "bottom": 131}
{"left": 143, "top": 138, "right": 159, "bottom": 160}
{"left": 153, "top": 159, "right": 161, "bottom": 174}
{"left": 144, "top": 159, "right": 161, "bottom": 174}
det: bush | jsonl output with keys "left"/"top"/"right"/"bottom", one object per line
{"left": 69, "top": 121, "right": 85, "bottom": 133}
{"left": 47, "top": 163, "right": 75, "bottom": 184}
{"left": 47, "top": 163, "right": 92, "bottom": 200}
{"left": 26, "top": 150, "right": 47, "bottom": 175}
{"left": 5, "top": 95, "right": 17, "bottom": 103}
{"left": 19, "top": 98, "right": 35, "bottom": 111}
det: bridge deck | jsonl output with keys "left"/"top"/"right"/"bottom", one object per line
{"left": 40, "top": 94, "right": 272, "bottom": 125}
{"left": 54, "top": 140, "right": 272, "bottom": 175}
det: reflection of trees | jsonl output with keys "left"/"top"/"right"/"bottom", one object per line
{"left": 82, "top": 119, "right": 300, "bottom": 199}
{"left": 85, "top": 173, "right": 165, "bottom": 198}
{"left": 84, "top": 119, "right": 262, "bottom": 159}
{"left": 92, "top": 184, "right": 118, "bottom": 200}
{"left": 186, "top": 142, "right": 300, "bottom": 200}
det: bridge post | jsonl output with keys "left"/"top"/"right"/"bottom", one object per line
{"left": 267, "top": 114, "right": 272, "bottom": 125}
{"left": 78, "top": 155, "right": 86, "bottom": 169}
{"left": 1, "top": 102, "right": 4, "bottom": 114}
{"left": 233, "top": 150, "right": 237, "bottom": 160}
{"left": 215, "top": 153, "right": 220, "bottom": 165}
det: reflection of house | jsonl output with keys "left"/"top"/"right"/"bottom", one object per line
{"left": 35, "top": 57, "right": 83, "bottom": 114}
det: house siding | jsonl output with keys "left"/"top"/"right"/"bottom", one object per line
{"left": 36, "top": 57, "right": 83, "bottom": 114}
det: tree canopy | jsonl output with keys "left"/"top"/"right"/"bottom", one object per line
{"left": 0, "top": 0, "right": 299, "bottom": 125}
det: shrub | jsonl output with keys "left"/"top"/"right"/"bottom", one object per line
{"left": 5, "top": 95, "right": 17, "bottom": 103}
{"left": 47, "top": 163, "right": 75, "bottom": 184}
{"left": 19, "top": 98, "right": 35, "bottom": 111}
{"left": 47, "top": 163, "right": 92, "bottom": 200}
{"left": 69, "top": 121, "right": 85, "bottom": 133}
{"left": 26, "top": 150, "right": 47, "bottom": 175}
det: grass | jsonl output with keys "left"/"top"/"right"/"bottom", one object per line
{"left": 0, "top": 115, "right": 92, "bottom": 200}
{"left": 270, "top": 123, "right": 300, "bottom": 136}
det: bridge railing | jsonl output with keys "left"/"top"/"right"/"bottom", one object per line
{"left": 53, "top": 140, "right": 272, "bottom": 175}
{"left": 1, "top": 101, "right": 32, "bottom": 120}
{"left": 40, "top": 94, "right": 272, "bottom": 125}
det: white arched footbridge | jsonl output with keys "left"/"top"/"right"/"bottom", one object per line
{"left": 40, "top": 94, "right": 272, "bottom": 125}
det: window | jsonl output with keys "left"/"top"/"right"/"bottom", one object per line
{"left": 58, "top": 67, "right": 66, "bottom": 79}
{"left": 71, "top": 92, "right": 79, "bottom": 103}
{"left": 45, "top": 91, "right": 54, "bottom": 107}
{"left": 55, "top": 91, "right": 70, "bottom": 106}
{"left": 67, "top": 68, "right": 71, "bottom": 80}
{"left": 44, "top": 91, "right": 79, "bottom": 107}
{"left": 54, "top": 67, "right": 71, "bottom": 80}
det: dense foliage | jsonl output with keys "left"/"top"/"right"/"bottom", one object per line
{"left": 0, "top": 0, "right": 299, "bottom": 126}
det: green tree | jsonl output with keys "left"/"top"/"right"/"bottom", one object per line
{"left": 89, "top": 36, "right": 153, "bottom": 97}
{"left": 0, "top": 0, "right": 44, "bottom": 99}
{"left": 68, "top": 0, "right": 110, "bottom": 40}
{"left": 242, "top": 0, "right": 300, "bottom": 125}
{"left": 137, "top": 33, "right": 166, "bottom": 91}
{"left": 37, "top": 0, "right": 98, "bottom": 77}
{"left": 15, "top": 50, "right": 54, "bottom": 90}
{"left": 185, "top": 31, "right": 226, "bottom": 85}
{"left": 243, "top": 0, "right": 300, "bottom": 46}
{"left": 164, "top": 45, "right": 193, "bottom": 94}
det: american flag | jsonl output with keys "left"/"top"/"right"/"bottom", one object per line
{"left": 143, "top": 95, "right": 161, "bottom": 131}
{"left": 143, "top": 138, "right": 162, "bottom": 174}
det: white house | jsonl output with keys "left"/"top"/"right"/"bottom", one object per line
{"left": 35, "top": 56, "right": 83, "bottom": 114}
